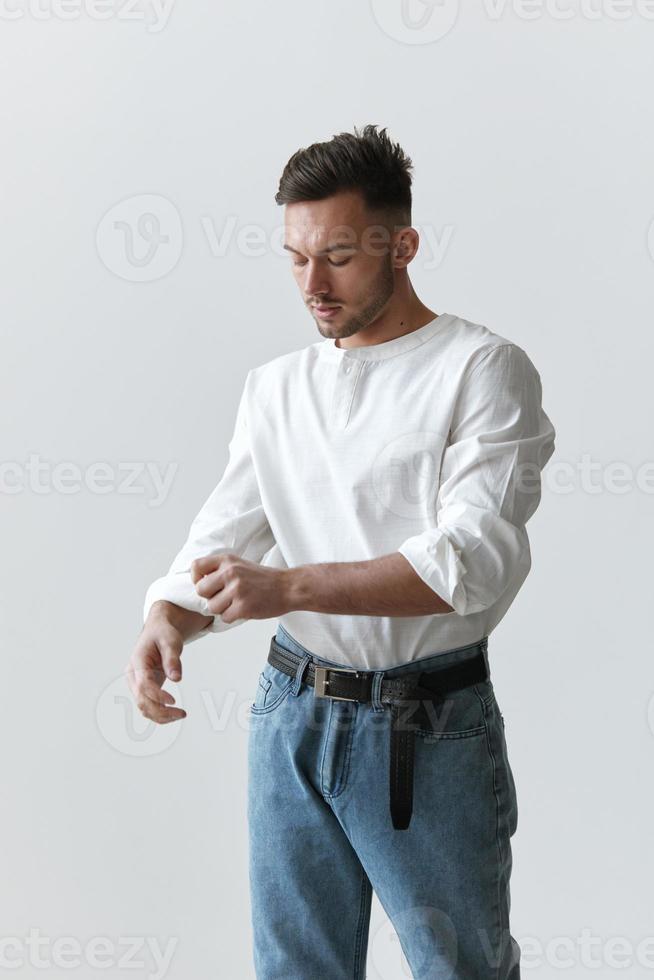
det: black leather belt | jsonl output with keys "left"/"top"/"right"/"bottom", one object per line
{"left": 266, "top": 635, "right": 489, "bottom": 831}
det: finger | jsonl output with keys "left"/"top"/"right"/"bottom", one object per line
{"left": 159, "top": 643, "right": 183, "bottom": 682}
{"left": 190, "top": 553, "right": 224, "bottom": 584}
{"left": 129, "top": 663, "right": 178, "bottom": 706}
{"left": 217, "top": 599, "right": 241, "bottom": 624}
{"left": 194, "top": 566, "right": 226, "bottom": 599}
{"left": 137, "top": 689, "right": 187, "bottom": 723}
{"left": 138, "top": 703, "right": 187, "bottom": 724}
{"left": 205, "top": 580, "right": 234, "bottom": 618}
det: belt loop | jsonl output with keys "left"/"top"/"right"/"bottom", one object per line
{"left": 370, "top": 670, "right": 385, "bottom": 712}
{"left": 481, "top": 635, "right": 490, "bottom": 675}
{"left": 290, "top": 654, "right": 311, "bottom": 696}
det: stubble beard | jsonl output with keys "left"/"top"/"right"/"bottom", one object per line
{"left": 315, "top": 257, "right": 395, "bottom": 341}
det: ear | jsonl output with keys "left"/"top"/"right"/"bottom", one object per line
{"left": 393, "top": 227, "right": 419, "bottom": 266}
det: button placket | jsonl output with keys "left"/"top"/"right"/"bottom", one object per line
{"left": 331, "top": 358, "right": 362, "bottom": 428}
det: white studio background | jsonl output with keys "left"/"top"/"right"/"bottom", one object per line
{"left": 2, "top": 3, "right": 653, "bottom": 978}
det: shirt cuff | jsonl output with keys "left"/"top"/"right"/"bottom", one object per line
{"left": 397, "top": 530, "right": 468, "bottom": 616}
{"left": 143, "top": 571, "right": 246, "bottom": 643}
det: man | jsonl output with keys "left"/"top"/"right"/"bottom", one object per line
{"left": 128, "top": 124, "right": 556, "bottom": 978}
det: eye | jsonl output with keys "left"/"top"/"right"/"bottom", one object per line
{"left": 291, "top": 256, "right": 351, "bottom": 268}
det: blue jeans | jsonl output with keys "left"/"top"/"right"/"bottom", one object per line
{"left": 247, "top": 622, "right": 520, "bottom": 979}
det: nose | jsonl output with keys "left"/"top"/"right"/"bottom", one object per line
{"left": 304, "top": 261, "right": 331, "bottom": 299}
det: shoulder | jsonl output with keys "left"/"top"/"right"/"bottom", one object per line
{"left": 444, "top": 313, "right": 541, "bottom": 383}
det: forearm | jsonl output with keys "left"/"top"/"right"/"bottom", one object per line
{"left": 284, "top": 552, "right": 454, "bottom": 617}
{"left": 146, "top": 599, "right": 215, "bottom": 641}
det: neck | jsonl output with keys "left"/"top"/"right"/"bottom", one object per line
{"left": 335, "top": 285, "right": 438, "bottom": 350}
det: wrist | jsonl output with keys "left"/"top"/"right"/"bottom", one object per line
{"left": 147, "top": 600, "right": 213, "bottom": 638}
{"left": 281, "top": 566, "right": 310, "bottom": 613}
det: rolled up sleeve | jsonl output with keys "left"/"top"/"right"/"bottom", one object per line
{"left": 143, "top": 370, "right": 276, "bottom": 641}
{"left": 397, "top": 343, "right": 556, "bottom": 617}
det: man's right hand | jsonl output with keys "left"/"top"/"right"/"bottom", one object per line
{"left": 125, "top": 601, "right": 213, "bottom": 724}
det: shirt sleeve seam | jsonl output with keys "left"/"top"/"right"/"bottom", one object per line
{"left": 464, "top": 342, "right": 518, "bottom": 386}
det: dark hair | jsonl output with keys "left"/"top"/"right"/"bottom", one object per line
{"left": 275, "top": 124, "right": 413, "bottom": 229}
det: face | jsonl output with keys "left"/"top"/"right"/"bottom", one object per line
{"left": 283, "top": 189, "right": 400, "bottom": 342}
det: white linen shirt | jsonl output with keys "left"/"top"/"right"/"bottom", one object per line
{"left": 143, "top": 312, "right": 556, "bottom": 670}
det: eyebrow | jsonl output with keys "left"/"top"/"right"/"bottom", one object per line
{"left": 282, "top": 243, "right": 358, "bottom": 256}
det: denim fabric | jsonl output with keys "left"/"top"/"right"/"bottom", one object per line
{"left": 247, "top": 622, "right": 521, "bottom": 979}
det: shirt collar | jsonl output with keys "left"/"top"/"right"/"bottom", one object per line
{"left": 316, "top": 313, "right": 453, "bottom": 362}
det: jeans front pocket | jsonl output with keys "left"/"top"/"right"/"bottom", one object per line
{"left": 412, "top": 682, "right": 490, "bottom": 740}
{"left": 250, "top": 662, "right": 294, "bottom": 715}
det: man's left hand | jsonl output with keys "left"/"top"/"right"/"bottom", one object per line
{"left": 190, "top": 553, "right": 293, "bottom": 624}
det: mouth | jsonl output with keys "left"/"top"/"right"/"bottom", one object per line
{"left": 312, "top": 305, "right": 342, "bottom": 320}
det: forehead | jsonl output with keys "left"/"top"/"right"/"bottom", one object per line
{"left": 283, "top": 189, "right": 373, "bottom": 251}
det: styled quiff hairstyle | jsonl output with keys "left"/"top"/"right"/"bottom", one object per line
{"left": 275, "top": 124, "right": 413, "bottom": 231}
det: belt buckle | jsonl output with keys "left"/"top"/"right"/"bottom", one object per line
{"left": 314, "top": 665, "right": 360, "bottom": 701}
